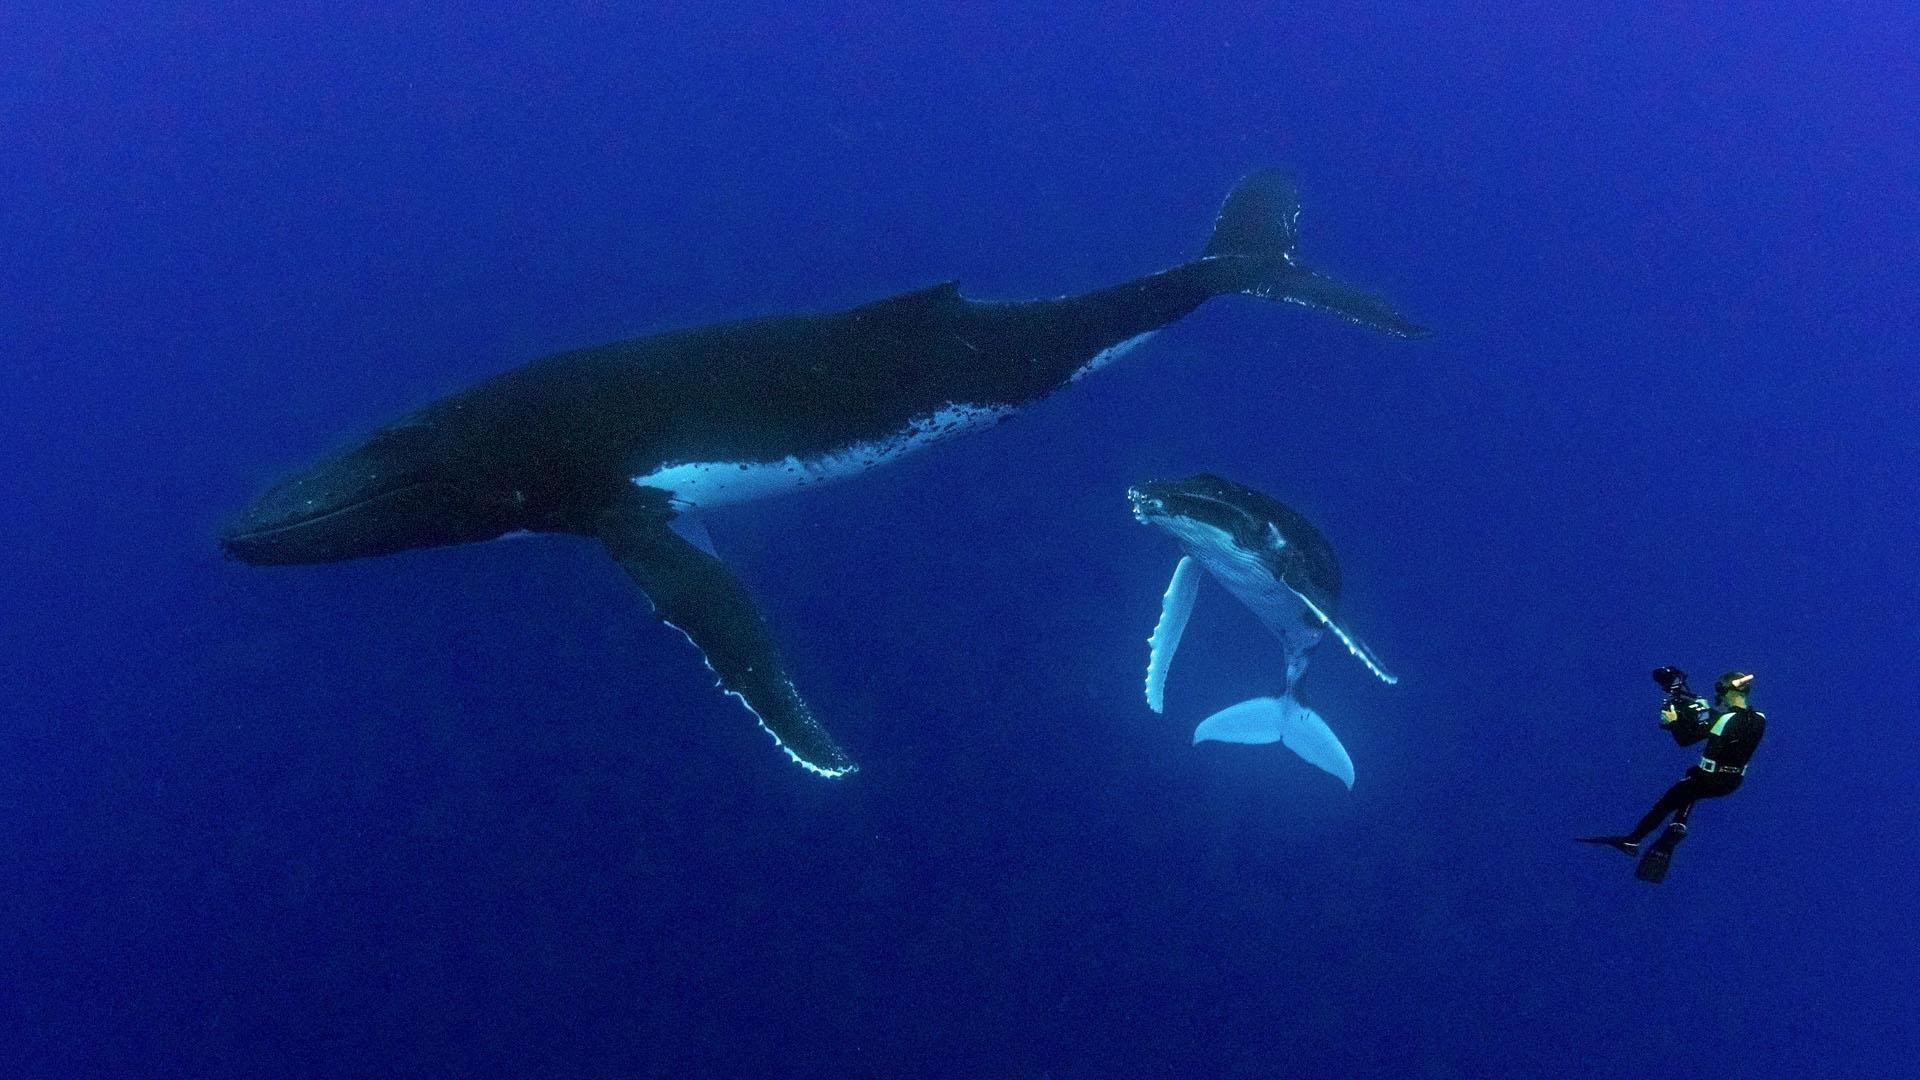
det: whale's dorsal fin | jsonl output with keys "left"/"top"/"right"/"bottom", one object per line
{"left": 1145, "top": 556, "right": 1202, "bottom": 713}
{"left": 851, "top": 281, "right": 962, "bottom": 319}
{"left": 599, "top": 492, "right": 857, "bottom": 778}
{"left": 1280, "top": 581, "right": 1398, "bottom": 685}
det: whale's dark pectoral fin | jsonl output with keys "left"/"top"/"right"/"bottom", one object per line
{"left": 599, "top": 494, "right": 858, "bottom": 778}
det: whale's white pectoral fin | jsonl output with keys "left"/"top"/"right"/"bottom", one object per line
{"left": 1281, "top": 582, "right": 1399, "bottom": 685}
{"left": 1336, "top": 625, "right": 1398, "bottom": 686}
{"left": 599, "top": 493, "right": 857, "bottom": 778}
{"left": 1145, "top": 556, "right": 1202, "bottom": 713}
{"left": 1193, "top": 695, "right": 1355, "bottom": 790}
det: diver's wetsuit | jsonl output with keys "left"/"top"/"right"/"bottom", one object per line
{"left": 1626, "top": 695, "right": 1766, "bottom": 843}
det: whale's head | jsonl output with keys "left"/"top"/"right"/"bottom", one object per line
{"left": 1128, "top": 474, "right": 1268, "bottom": 552}
{"left": 222, "top": 419, "right": 528, "bottom": 565}
{"left": 1128, "top": 473, "right": 1342, "bottom": 608}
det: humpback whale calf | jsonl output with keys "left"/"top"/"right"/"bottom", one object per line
{"left": 1129, "top": 474, "right": 1398, "bottom": 788}
{"left": 222, "top": 170, "right": 1425, "bottom": 778}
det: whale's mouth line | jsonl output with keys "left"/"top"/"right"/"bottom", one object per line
{"left": 225, "top": 481, "right": 429, "bottom": 543}
{"left": 1128, "top": 486, "right": 1241, "bottom": 531}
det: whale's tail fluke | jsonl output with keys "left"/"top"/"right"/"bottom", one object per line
{"left": 1204, "top": 168, "right": 1306, "bottom": 262}
{"left": 1191, "top": 694, "right": 1356, "bottom": 790}
{"left": 1204, "top": 169, "right": 1430, "bottom": 339}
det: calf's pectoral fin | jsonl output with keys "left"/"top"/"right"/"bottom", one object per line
{"left": 1280, "top": 581, "right": 1399, "bottom": 686}
{"left": 1145, "top": 556, "right": 1202, "bottom": 714}
{"left": 599, "top": 492, "right": 857, "bottom": 778}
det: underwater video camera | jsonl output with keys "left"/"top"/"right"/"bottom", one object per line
{"left": 1652, "top": 665, "right": 1692, "bottom": 701}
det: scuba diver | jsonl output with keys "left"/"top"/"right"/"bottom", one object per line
{"left": 1579, "top": 668, "right": 1766, "bottom": 883}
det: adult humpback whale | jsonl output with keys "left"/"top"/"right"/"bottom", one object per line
{"left": 1129, "top": 474, "right": 1398, "bottom": 788}
{"left": 222, "top": 170, "right": 1425, "bottom": 778}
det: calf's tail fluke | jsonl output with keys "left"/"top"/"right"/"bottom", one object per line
{"left": 1192, "top": 694, "right": 1356, "bottom": 790}
{"left": 1203, "top": 168, "right": 1430, "bottom": 339}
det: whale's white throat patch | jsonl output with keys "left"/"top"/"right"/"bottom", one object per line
{"left": 1176, "top": 525, "right": 1284, "bottom": 610}
{"left": 1151, "top": 514, "right": 1398, "bottom": 686}
{"left": 632, "top": 401, "right": 1013, "bottom": 510}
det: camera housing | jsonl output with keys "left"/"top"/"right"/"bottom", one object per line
{"left": 1652, "top": 666, "right": 1691, "bottom": 697}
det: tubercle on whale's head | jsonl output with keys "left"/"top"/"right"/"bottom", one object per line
{"left": 1126, "top": 484, "right": 1167, "bottom": 522}
{"left": 1127, "top": 474, "right": 1263, "bottom": 548}
{"left": 221, "top": 417, "right": 530, "bottom": 565}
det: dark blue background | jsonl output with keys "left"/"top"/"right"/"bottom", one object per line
{"left": 5, "top": 3, "right": 1915, "bottom": 1077}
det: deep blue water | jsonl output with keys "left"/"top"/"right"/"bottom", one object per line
{"left": 5, "top": 4, "right": 1917, "bottom": 1077}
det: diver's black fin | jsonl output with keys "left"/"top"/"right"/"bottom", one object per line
{"left": 1634, "top": 823, "right": 1687, "bottom": 884}
{"left": 1576, "top": 835, "right": 1639, "bottom": 857}
{"left": 599, "top": 491, "right": 857, "bottom": 778}
{"left": 1202, "top": 169, "right": 1429, "bottom": 339}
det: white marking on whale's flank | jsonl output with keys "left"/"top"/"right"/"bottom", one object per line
{"left": 1070, "top": 331, "right": 1156, "bottom": 382}
{"left": 632, "top": 401, "right": 1013, "bottom": 510}
{"left": 668, "top": 514, "right": 718, "bottom": 557}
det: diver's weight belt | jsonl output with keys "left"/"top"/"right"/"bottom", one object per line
{"left": 1697, "top": 758, "right": 1745, "bottom": 776}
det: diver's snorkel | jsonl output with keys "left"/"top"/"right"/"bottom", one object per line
{"left": 1714, "top": 670, "right": 1755, "bottom": 706}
